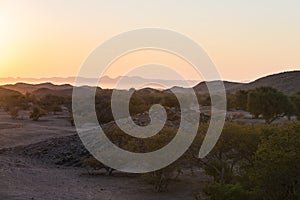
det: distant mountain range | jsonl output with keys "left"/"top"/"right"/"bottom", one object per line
{"left": 0, "top": 76, "right": 198, "bottom": 90}
{"left": 1, "top": 82, "right": 73, "bottom": 94}
{"left": 0, "top": 71, "right": 299, "bottom": 97}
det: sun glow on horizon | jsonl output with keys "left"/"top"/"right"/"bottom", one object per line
{"left": 0, "top": 10, "right": 9, "bottom": 63}
{"left": 0, "top": 1, "right": 299, "bottom": 82}
{"left": 0, "top": 5, "right": 17, "bottom": 73}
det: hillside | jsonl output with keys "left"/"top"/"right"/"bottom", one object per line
{"left": 2, "top": 82, "right": 73, "bottom": 94}
{"left": 0, "top": 87, "right": 22, "bottom": 99}
{"left": 193, "top": 71, "right": 300, "bottom": 94}
{"left": 193, "top": 81, "right": 245, "bottom": 94}
{"left": 239, "top": 71, "right": 300, "bottom": 94}
{"left": 31, "top": 88, "right": 74, "bottom": 97}
{"left": 0, "top": 70, "right": 299, "bottom": 96}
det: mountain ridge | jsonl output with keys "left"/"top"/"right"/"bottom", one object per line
{"left": 0, "top": 70, "right": 299, "bottom": 95}
{"left": 192, "top": 70, "right": 300, "bottom": 94}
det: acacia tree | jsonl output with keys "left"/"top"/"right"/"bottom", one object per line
{"left": 247, "top": 87, "right": 293, "bottom": 123}
{"left": 249, "top": 123, "right": 300, "bottom": 199}
{"left": 30, "top": 106, "right": 47, "bottom": 121}
{"left": 199, "top": 123, "right": 261, "bottom": 200}
{"left": 290, "top": 91, "right": 300, "bottom": 119}
{"left": 234, "top": 90, "right": 249, "bottom": 111}
{"left": 1, "top": 94, "right": 29, "bottom": 119}
{"left": 199, "top": 123, "right": 260, "bottom": 184}
{"left": 201, "top": 122, "right": 300, "bottom": 200}
{"left": 2, "top": 94, "right": 28, "bottom": 111}
{"left": 39, "top": 94, "right": 65, "bottom": 114}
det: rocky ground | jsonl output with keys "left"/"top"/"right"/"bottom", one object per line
{"left": 0, "top": 111, "right": 208, "bottom": 200}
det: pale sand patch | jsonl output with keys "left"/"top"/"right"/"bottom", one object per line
{"left": 0, "top": 110, "right": 76, "bottom": 149}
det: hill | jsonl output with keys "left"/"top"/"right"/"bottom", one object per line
{"left": 193, "top": 81, "right": 245, "bottom": 94}
{"left": 239, "top": 71, "right": 300, "bottom": 94}
{"left": 31, "top": 88, "right": 74, "bottom": 97}
{"left": 193, "top": 71, "right": 300, "bottom": 94}
{"left": 2, "top": 82, "right": 73, "bottom": 94}
{"left": 0, "top": 87, "right": 22, "bottom": 99}
{"left": 0, "top": 70, "right": 299, "bottom": 96}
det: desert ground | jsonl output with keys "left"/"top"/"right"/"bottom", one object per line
{"left": 0, "top": 110, "right": 208, "bottom": 200}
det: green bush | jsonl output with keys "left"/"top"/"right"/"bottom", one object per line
{"left": 203, "top": 183, "right": 253, "bottom": 200}
{"left": 29, "top": 106, "right": 47, "bottom": 121}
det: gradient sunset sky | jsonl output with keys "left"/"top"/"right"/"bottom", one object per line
{"left": 0, "top": 0, "right": 299, "bottom": 82}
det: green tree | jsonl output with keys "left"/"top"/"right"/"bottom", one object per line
{"left": 140, "top": 127, "right": 184, "bottom": 192}
{"left": 161, "top": 94, "right": 179, "bottom": 108}
{"left": 2, "top": 94, "right": 29, "bottom": 112}
{"left": 39, "top": 94, "right": 65, "bottom": 113}
{"left": 197, "top": 123, "right": 262, "bottom": 200}
{"left": 199, "top": 123, "right": 260, "bottom": 185}
{"left": 247, "top": 87, "right": 293, "bottom": 123}
{"left": 249, "top": 123, "right": 300, "bottom": 200}
{"left": 197, "top": 93, "right": 211, "bottom": 106}
{"left": 234, "top": 90, "right": 249, "bottom": 111}
{"left": 202, "top": 183, "right": 252, "bottom": 200}
{"left": 227, "top": 93, "right": 236, "bottom": 111}
{"left": 25, "top": 92, "right": 37, "bottom": 104}
{"left": 290, "top": 91, "right": 300, "bottom": 119}
{"left": 30, "top": 106, "right": 47, "bottom": 121}
{"left": 201, "top": 122, "right": 300, "bottom": 200}
{"left": 129, "top": 96, "right": 148, "bottom": 115}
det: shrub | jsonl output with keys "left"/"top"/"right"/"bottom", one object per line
{"left": 29, "top": 106, "right": 47, "bottom": 121}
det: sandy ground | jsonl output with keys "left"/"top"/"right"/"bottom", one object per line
{"left": 0, "top": 111, "right": 76, "bottom": 149}
{"left": 0, "top": 110, "right": 208, "bottom": 200}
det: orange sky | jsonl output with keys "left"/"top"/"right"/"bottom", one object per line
{"left": 0, "top": 0, "right": 299, "bottom": 83}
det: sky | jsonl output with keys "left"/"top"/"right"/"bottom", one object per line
{"left": 0, "top": 0, "right": 299, "bottom": 83}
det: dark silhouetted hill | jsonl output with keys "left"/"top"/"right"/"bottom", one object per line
{"left": 1, "top": 82, "right": 73, "bottom": 94}
{"left": 0, "top": 71, "right": 299, "bottom": 96}
{"left": 31, "top": 88, "right": 73, "bottom": 97}
{"left": 193, "top": 71, "right": 300, "bottom": 94}
{"left": 0, "top": 87, "right": 22, "bottom": 99}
